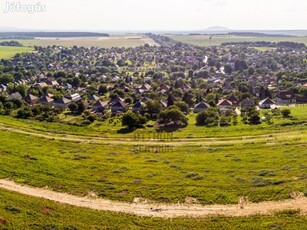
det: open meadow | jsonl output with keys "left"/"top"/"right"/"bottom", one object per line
{"left": 167, "top": 35, "right": 307, "bottom": 47}
{"left": 0, "top": 46, "right": 34, "bottom": 59}
{"left": 0, "top": 106, "right": 306, "bottom": 206}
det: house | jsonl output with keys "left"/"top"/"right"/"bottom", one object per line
{"left": 160, "top": 101, "right": 167, "bottom": 110}
{"left": 240, "top": 98, "right": 256, "bottom": 109}
{"left": 111, "top": 100, "right": 127, "bottom": 114}
{"left": 110, "top": 96, "right": 125, "bottom": 105}
{"left": 34, "top": 82, "right": 48, "bottom": 89}
{"left": 0, "top": 84, "right": 7, "bottom": 93}
{"left": 25, "top": 94, "right": 39, "bottom": 105}
{"left": 132, "top": 100, "right": 146, "bottom": 112}
{"left": 46, "top": 80, "right": 60, "bottom": 88}
{"left": 136, "top": 83, "right": 152, "bottom": 94}
{"left": 227, "top": 95, "right": 239, "bottom": 106}
{"left": 217, "top": 99, "right": 233, "bottom": 110}
{"left": 63, "top": 83, "right": 73, "bottom": 89}
{"left": 139, "top": 97, "right": 150, "bottom": 103}
{"left": 8, "top": 92, "right": 22, "bottom": 101}
{"left": 45, "top": 93, "right": 54, "bottom": 98}
{"left": 39, "top": 96, "right": 54, "bottom": 106}
{"left": 296, "top": 96, "right": 307, "bottom": 104}
{"left": 54, "top": 98, "right": 71, "bottom": 109}
{"left": 193, "top": 101, "right": 210, "bottom": 113}
{"left": 88, "top": 95, "right": 100, "bottom": 102}
{"left": 66, "top": 93, "right": 82, "bottom": 102}
{"left": 259, "top": 98, "right": 276, "bottom": 109}
{"left": 92, "top": 100, "right": 108, "bottom": 113}
{"left": 275, "top": 91, "right": 296, "bottom": 104}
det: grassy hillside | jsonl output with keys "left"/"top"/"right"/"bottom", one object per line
{"left": 167, "top": 35, "right": 307, "bottom": 47}
{"left": 0, "top": 106, "right": 306, "bottom": 205}
{"left": 0, "top": 46, "right": 34, "bottom": 59}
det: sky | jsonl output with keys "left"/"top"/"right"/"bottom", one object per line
{"left": 0, "top": 0, "right": 307, "bottom": 31}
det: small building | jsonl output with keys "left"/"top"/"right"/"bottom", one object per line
{"left": 63, "top": 83, "right": 73, "bottom": 90}
{"left": 34, "top": 82, "right": 48, "bottom": 89}
{"left": 66, "top": 93, "right": 82, "bottom": 102}
{"left": 193, "top": 101, "right": 210, "bottom": 113}
{"left": 88, "top": 95, "right": 100, "bottom": 102}
{"left": 275, "top": 91, "right": 296, "bottom": 104}
{"left": 8, "top": 92, "right": 22, "bottom": 101}
{"left": 25, "top": 94, "right": 39, "bottom": 105}
{"left": 0, "top": 84, "right": 7, "bottom": 93}
{"left": 45, "top": 93, "right": 54, "bottom": 98}
{"left": 160, "top": 101, "right": 168, "bottom": 110}
{"left": 132, "top": 101, "right": 144, "bottom": 112}
{"left": 46, "top": 80, "right": 60, "bottom": 88}
{"left": 111, "top": 100, "right": 127, "bottom": 114}
{"left": 54, "top": 98, "right": 71, "bottom": 109}
{"left": 39, "top": 96, "right": 54, "bottom": 106}
{"left": 217, "top": 99, "right": 233, "bottom": 110}
{"left": 259, "top": 98, "right": 276, "bottom": 109}
{"left": 227, "top": 95, "right": 239, "bottom": 106}
{"left": 92, "top": 100, "right": 108, "bottom": 113}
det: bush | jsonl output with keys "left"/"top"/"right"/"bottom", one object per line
{"left": 196, "top": 108, "right": 219, "bottom": 126}
{"left": 281, "top": 109, "right": 291, "bottom": 118}
{"left": 122, "top": 111, "right": 147, "bottom": 130}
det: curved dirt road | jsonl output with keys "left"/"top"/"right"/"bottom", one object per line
{"left": 0, "top": 179, "right": 306, "bottom": 218}
{"left": 0, "top": 123, "right": 306, "bottom": 147}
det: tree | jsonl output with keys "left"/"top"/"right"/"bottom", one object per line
{"left": 196, "top": 108, "right": 219, "bottom": 126}
{"left": 224, "top": 64, "right": 232, "bottom": 75}
{"left": 158, "top": 107, "right": 188, "bottom": 127}
{"left": 145, "top": 100, "right": 161, "bottom": 116}
{"left": 0, "top": 102, "right": 4, "bottom": 114}
{"left": 72, "top": 77, "right": 81, "bottom": 87}
{"left": 167, "top": 94, "right": 175, "bottom": 107}
{"left": 68, "top": 102, "right": 78, "bottom": 113}
{"left": 0, "top": 74, "right": 14, "bottom": 85}
{"left": 281, "top": 109, "right": 291, "bottom": 118}
{"left": 98, "top": 85, "right": 108, "bottom": 95}
{"left": 247, "top": 109, "right": 261, "bottom": 125}
{"left": 174, "top": 101, "right": 189, "bottom": 114}
{"left": 122, "top": 111, "right": 146, "bottom": 130}
{"left": 182, "top": 92, "right": 194, "bottom": 107}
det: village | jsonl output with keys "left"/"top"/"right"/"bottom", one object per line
{"left": 0, "top": 34, "right": 306, "bottom": 127}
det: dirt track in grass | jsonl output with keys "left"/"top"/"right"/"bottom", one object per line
{"left": 0, "top": 179, "right": 306, "bottom": 218}
{"left": 0, "top": 123, "right": 306, "bottom": 147}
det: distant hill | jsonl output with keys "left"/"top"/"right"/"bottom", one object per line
{"left": 0, "top": 32, "right": 109, "bottom": 39}
{"left": 204, "top": 26, "right": 231, "bottom": 31}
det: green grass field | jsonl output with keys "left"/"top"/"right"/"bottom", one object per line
{"left": 167, "top": 35, "right": 307, "bottom": 47}
{"left": 0, "top": 46, "right": 34, "bottom": 59}
{"left": 1, "top": 35, "right": 158, "bottom": 48}
{"left": 0, "top": 106, "right": 306, "bottom": 205}
{"left": 1, "top": 189, "right": 306, "bottom": 229}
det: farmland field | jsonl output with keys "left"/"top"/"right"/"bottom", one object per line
{"left": 167, "top": 35, "right": 307, "bottom": 47}
{"left": 1, "top": 35, "right": 159, "bottom": 48}
{"left": 0, "top": 46, "right": 34, "bottom": 59}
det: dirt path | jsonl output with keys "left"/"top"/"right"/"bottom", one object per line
{"left": 0, "top": 179, "right": 306, "bottom": 218}
{"left": 0, "top": 123, "right": 306, "bottom": 147}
